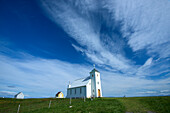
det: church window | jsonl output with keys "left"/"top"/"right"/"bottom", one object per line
{"left": 75, "top": 88, "right": 76, "bottom": 94}
{"left": 97, "top": 74, "right": 98, "bottom": 77}
{"left": 93, "top": 89, "right": 94, "bottom": 92}
{"left": 80, "top": 87, "right": 82, "bottom": 94}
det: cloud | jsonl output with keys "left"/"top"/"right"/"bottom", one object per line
{"left": 103, "top": 0, "right": 170, "bottom": 58}
{"left": 138, "top": 90, "right": 170, "bottom": 96}
{"left": 39, "top": 0, "right": 170, "bottom": 77}
{"left": 0, "top": 49, "right": 169, "bottom": 97}
{"left": 160, "top": 90, "right": 170, "bottom": 93}
{"left": 0, "top": 91, "right": 16, "bottom": 97}
{"left": 0, "top": 53, "right": 91, "bottom": 98}
{"left": 136, "top": 57, "right": 170, "bottom": 77}
{"left": 39, "top": 0, "right": 134, "bottom": 73}
{"left": 7, "top": 85, "right": 16, "bottom": 88}
{"left": 71, "top": 44, "right": 84, "bottom": 53}
{"left": 102, "top": 70, "right": 170, "bottom": 97}
{"left": 143, "top": 58, "right": 153, "bottom": 67}
{"left": 139, "top": 91, "right": 157, "bottom": 94}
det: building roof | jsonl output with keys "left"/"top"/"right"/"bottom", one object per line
{"left": 90, "top": 68, "right": 99, "bottom": 73}
{"left": 56, "top": 92, "right": 62, "bottom": 96}
{"left": 69, "top": 76, "right": 90, "bottom": 88}
{"left": 14, "top": 92, "right": 24, "bottom": 98}
{"left": 15, "top": 92, "right": 23, "bottom": 96}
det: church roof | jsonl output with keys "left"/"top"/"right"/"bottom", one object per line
{"left": 90, "top": 68, "right": 99, "bottom": 73}
{"left": 69, "top": 76, "right": 90, "bottom": 88}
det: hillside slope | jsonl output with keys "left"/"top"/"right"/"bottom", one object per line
{"left": 0, "top": 96, "right": 169, "bottom": 113}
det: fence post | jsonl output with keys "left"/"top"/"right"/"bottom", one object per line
{"left": 70, "top": 97, "right": 71, "bottom": 105}
{"left": 17, "top": 104, "right": 20, "bottom": 113}
{"left": 84, "top": 96, "right": 86, "bottom": 102}
{"left": 49, "top": 100, "right": 51, "bottom": 108}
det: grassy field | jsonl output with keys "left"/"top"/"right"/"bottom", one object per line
{"left": 0, "top": 96, "right": 170, "bottom": 113}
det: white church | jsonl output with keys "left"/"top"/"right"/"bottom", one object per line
{"left": 66, "top": 67, "right": 102, "bottom": 98}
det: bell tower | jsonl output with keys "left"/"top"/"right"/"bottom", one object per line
{"left": 90, "top": 64, "right": 102, "bottom": 97}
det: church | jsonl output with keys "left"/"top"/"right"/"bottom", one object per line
{"left": 66, "top": 67, "right": 102, "bottom": 98}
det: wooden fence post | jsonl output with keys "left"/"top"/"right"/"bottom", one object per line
{"left": 17, "top": 104, "right": 20, "bottom": 113}
{"left": 49, "top": 100, "right": 51, "bottom": 108}
{"left": 70, "top": 97, "right": 71, "bottom": 105}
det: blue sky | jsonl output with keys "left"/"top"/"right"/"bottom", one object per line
{"left": 0, "top": 0, "right": 170, "bottom": 98}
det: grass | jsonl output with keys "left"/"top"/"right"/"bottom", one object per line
{"left": 116, "top": 96, "right": 170, "bottom": 113}
{"left": 0, "top": 96, "right": 169, "bottom": 113}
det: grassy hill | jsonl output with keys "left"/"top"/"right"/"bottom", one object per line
{"left": 0, "top": 96, "right": 170, "bottom": 113}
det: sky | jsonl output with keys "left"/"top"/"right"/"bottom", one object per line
{"left": 0, "top": 0, "right": 170, "bottom": 98}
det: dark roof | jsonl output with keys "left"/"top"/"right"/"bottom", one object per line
{"left": 90, "top": 68, "right": 99, "bottom": 73}
{"left": 15, "top": 92, "right": 22, "bottom": 96}
{"left": 14, "top": 92, "right": 23, "bottom": 98}
{"left": 56, "top": 92, "right": 62, "bottom": 96}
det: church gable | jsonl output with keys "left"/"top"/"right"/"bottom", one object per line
{"left": 69, "top": 76, "right": 90, "bottom": 88}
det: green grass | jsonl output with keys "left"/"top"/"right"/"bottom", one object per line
{"left": 0, "top": 96, "right": 170, "bottom": 113}
{"left": 116, "top": 96, "right": 170, "bottom": 113}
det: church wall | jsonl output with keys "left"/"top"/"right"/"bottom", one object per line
{"left": 66, "top": 86, "right": 86, "bottom": 98}
{"left": 66, "top": 68, "right": 102, "bottom": 98}
{"left": 86, "top": 80, "right": 91, "bottom": 98}
{"left": 95, "top": 71, "right": 102, "bottom": 97}
{"left": 90, "top": 70, "right": 102, "bottom": 97}
{"left": 90, "top": 72, "right": 95, "bottom": 97}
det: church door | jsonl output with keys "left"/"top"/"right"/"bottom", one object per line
{"left": 98, "top": 89, "right": 101, "bottom": 97}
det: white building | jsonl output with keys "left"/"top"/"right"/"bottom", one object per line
{"left": 14, "top": 92, "right": 24, "bottom": 99}
{"left": 66, "top": 68, "right": 102, "bottom": 98}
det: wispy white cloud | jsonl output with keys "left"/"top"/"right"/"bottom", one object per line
{"left": 138, "top": 89, "right": 170, "bottom": 96}
{"left": 39, "top": 0, "right": 170, "bottom": 78}
{"left": 39, "top": 0, "right": 134, "bottom": 73}
{"left": 138, "top": 91, "right": 157, "bottom": 94}
{"left": 0, "top": 53, "right": 91, "bottom": 98}
{"left": 0, "top": 38, "right": 169, "bottom": 97}
{"left": 104, "top": 0, "right": 170, "bottom": 58}
{"left": 160, "top": 90, "right": 170, "bottom": 93}
{"left": 143, "top": 58, "right": 153, "bottom": 67}
{"left": 102, "top": 70, "right": 170, "bottom": 97}
{"left": 0, "top": 91, "right": 16, "bottom": 97}
{"left": 71, "top": 44, "right": 84, "bottom": 53}
{"left": 0, "top": 52, "right": 170, "bottom": 97}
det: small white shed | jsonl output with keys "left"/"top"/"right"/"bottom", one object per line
{"left": 14, "top": 92, "right": 24, "bottom": 99}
